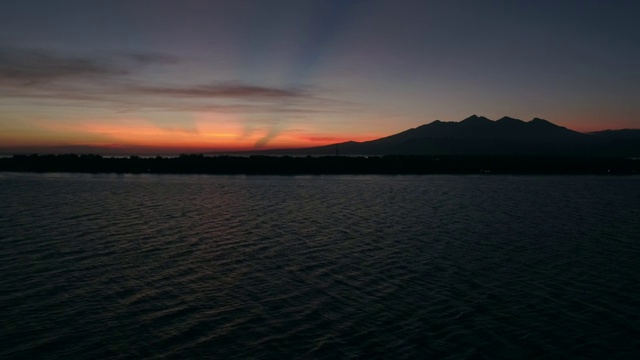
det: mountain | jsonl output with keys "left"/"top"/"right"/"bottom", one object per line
{"left": 257, "top": 115, "right": 640, "bottom": 156}
{"left": 584, "top": 129, "right": 640, "bottom": 157}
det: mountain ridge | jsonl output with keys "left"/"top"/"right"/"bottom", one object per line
{"left": 254, "top": 115, "right": 640, "bottom": 157}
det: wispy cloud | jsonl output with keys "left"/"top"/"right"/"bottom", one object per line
{"left": 0, "top": 46, "right": 181, "bottom": 85}
{"left": 299, "top": 135, "right": 355, "bottom": 143}
{"left": 255, "top": 123, "right": 286, "bottom": 148}
{"left": 0, "top": 46, "right": 314, "bottom": 103}
{"left": 0, "top": 46, "right": 364, "bottom": 148}
{"left": 132, "top": 83, "right": 309, "bottom": 100}
{"left": 0, "top": 47, "right": 128, "bottom": 85}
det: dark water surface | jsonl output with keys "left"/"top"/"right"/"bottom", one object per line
{"left": 1, "top": 173, "right": 639, "bottom": 359}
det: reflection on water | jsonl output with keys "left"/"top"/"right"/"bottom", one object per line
{"left": 1, "top": 174, "right": 639, "bottom": 359}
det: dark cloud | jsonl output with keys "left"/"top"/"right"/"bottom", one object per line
{"left": 133, "top": 83, "right": 308, "bottom": 100}
{"left": 0, "top": 85, "right": 341, "bottom": 115}
{"left": 155, "top": 104, "right": 340, "bottom": 114}
{"left": 0, "top": 46, "right": 179, "bottom": 86}
{"left": 0, "top": 47, "right": 127, "bottom": 85}
{"left": 0, "top": 47, "right": 350, "bottom": 118}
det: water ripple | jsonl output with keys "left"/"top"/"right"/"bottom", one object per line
{"left": 1, "top": 174, "right": 639, "bottom": 359}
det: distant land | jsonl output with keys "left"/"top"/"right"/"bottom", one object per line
{"left": 232, "top": 115, "right": 640, "bottom": 157}
{"left": 1, "top": 154, "right": 638, "bottom": 175}
{"left": 2, "top": 115, "right": 639, "bottom": 175}
{"left": 2, "top": 115, "right": 640, "bottom": 157}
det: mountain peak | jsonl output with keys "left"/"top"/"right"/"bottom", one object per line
{"left": 530, "top": 117, "right": 551, "bottom": 124}
{"left": 256, "top": 115, "right": 640, "bottom": 156}
{"left": 497, "top": 116, "right": 523, "bottom": 123}
{"left": 528, "top": 118, "right": 561, "bottom": 129}
{"left": 461, "top": 115, "right": 490, "bottom": 123}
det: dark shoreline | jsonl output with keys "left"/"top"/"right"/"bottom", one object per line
{"left": 1, "top": 154, "right": 639, "bottom": 175}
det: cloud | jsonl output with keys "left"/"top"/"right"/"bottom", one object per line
{"left": 255, "top": 123, "right": 285, "bottom": 148}
{"left": 163, "top": 104, "right": 341, "bottom": 114}
{"left": 0, "top": 47, "right": 127, "bottom": 85}
{"left": 132, "top": 83, "right": 309, "bottom": 100}
{"left": 0, "top": 46, "right": 179, "bottom": 86}
{"left": 299, "top": 135, "right": 352, "bottom": 142}
{"left": 0, "top": 46, "right": 357, "bottom": 120}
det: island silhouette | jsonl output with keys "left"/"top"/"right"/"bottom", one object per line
{"left": 2, "top": 116, "right": 639, "bottom": 175}
{"left": 235, "top": 115, "right": 640, "bottom": 157}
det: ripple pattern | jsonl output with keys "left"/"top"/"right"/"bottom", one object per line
{"left": 1, "top": 173, "right": 639, "bottom": 359}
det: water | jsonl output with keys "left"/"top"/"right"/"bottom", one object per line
{"left": 1, "top": 173, "right": 639, "bottom": 359}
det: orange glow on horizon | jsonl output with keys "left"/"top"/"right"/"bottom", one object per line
{"left": 555, "top": 114, "right": 640, "bottom": 133}
{"left": 0, "top": 115, "right": 382, "bottom": 152}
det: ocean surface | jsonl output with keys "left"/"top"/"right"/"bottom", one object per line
{"left": 1, "top": 173, "right": 639, "bottom": 359}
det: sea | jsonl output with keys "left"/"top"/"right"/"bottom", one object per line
{"left": 1, "top": 173, "right": 639, "bottom": 359}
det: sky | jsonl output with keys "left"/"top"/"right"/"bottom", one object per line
{"left": 1, "top": 0, "right": 639, "bottom": 153}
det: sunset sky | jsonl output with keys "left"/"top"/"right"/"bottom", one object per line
{"left": 1, "top": 0, "right": 639, "bottom": 153}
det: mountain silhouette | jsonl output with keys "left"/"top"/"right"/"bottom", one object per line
{"left": 255, "top": 116, "right": 640, "bottom": 156}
